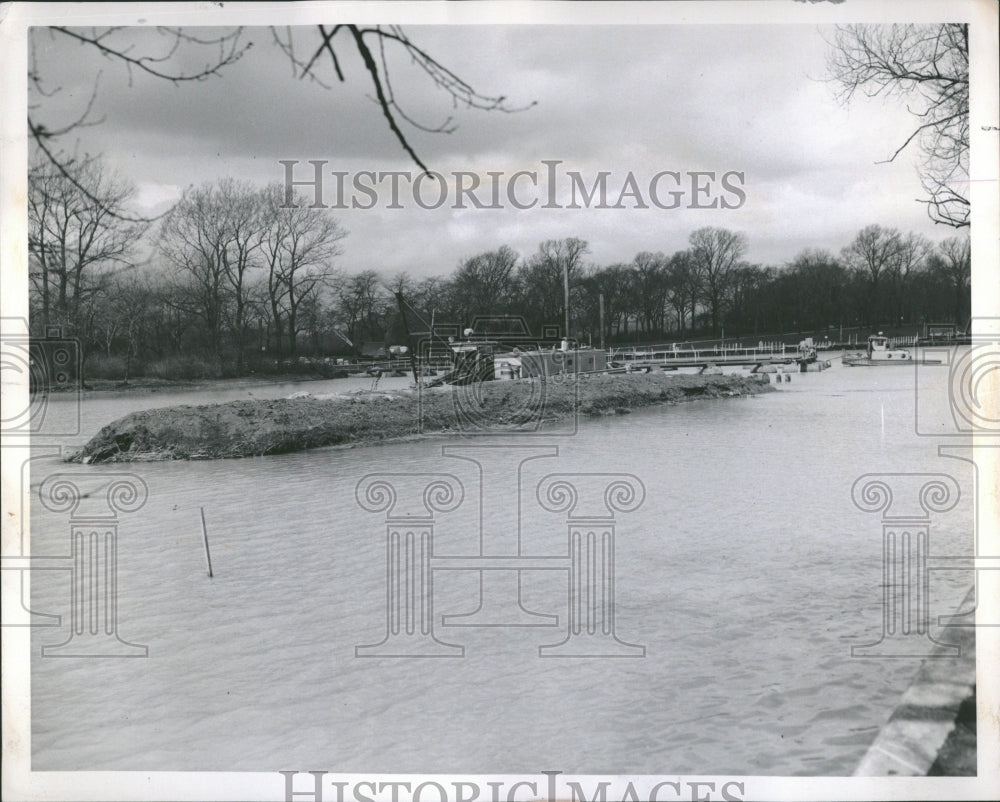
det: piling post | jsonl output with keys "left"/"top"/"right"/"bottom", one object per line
{"left": 200, "top": 506, "right": 214, "bottom": 578}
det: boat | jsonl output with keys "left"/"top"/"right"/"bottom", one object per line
{"left": 843, "top": 333, "right": 939, "bottom": 366}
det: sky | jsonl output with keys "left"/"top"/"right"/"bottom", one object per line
{"left": 28, "top": 20, "right": 962, "bottom": 279}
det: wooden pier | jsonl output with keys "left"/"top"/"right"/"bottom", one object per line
{"left": 608, "top": 343, "right": 812, "bottom": 372}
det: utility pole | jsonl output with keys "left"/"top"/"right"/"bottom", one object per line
{"left": 394, "top": 291, "right": 420, "bottom": 384}
{"left": 599, "top": 293, "right": 606, "bottom": 351}
{"left": 563, "top": 260, "right": 570, "bottom": 342}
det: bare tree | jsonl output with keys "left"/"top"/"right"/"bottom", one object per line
{"left": 404, "top": 275, "right": 452, "bottom": 334}
{"left": 785, "top": 249, "right": 850, "bottom": 332}
{"left": 688, "top": 227, "right": 747, "bottom": 335}
{"left": 885, "top": 232, "right": 932, "bottom": 324}
{"left": 99, "top": 272, "right": 153, "bottom": 382}
{"left": 386, "top": 272, "right": 416, "bottom": 297}
{"left": 260, "top": 183, "right": 347, "bottom": 356}
{"left": 336, "top": 270, "right": 390, "bottom": 350}
{"left": 158, "top": 183, "right": 241, "bottom": 366}
{"left": 159, "top": 180, "right": 277, "bottom": 368}
{"left": 926, "top": 235, "right": 971, "bottom": 325}
{"left": 827, "top": 24, "right": 969, "bottom": 227}
{"left": 226, "top": 181, "right": 265, "bottom": 370}
{"left": 518, "top": 238, "right": 590, "bottom": 336}
{"left": 586, "top": 263, "right": 635, "bottom": 340}
{"left": 28, "top": 156, "right": 145, "bottom": 334}
{"left": 666, "top": 251, "right": 697, "bottom": 334}
{"left": 449, "top": 246, "right": 521, "bottom": 321}
{"left": 630, "top": 252, "right": 671, "bottom": 335}
{"left": 841, "top": 224, "right": 905, "bottom": 325}
{"left": 727, "top": 263, "right": 771, "bottom": 337}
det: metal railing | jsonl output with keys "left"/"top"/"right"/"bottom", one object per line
{"left": 608, "top": 342, "right": 792, "bottom": 362}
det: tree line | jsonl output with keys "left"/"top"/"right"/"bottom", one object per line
{"left": 28, "top": 158, "right": 970, "bottom": 381}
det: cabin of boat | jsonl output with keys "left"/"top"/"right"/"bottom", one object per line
{"left": 844, "top": 333, "right": 913, "bottom": 366}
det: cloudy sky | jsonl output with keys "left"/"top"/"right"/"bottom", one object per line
{"left": 29, "top": 18, "right": 959, "bottom": 278}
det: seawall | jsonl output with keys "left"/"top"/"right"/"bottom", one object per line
{"left": 853, "top": 586, "right": 978, "bottom": 776}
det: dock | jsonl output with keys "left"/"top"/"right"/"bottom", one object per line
{"left": 608, "top": 343, "right": 814, "bottom": 372}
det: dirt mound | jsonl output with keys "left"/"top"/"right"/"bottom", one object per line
{"left": 68, "top": 373, "right": 772, "bottom": 464}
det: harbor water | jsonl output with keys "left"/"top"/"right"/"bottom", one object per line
{"left": 27, "top": 356, "right": 976, "bottom": 774}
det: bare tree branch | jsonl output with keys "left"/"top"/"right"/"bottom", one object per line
{"left": 48, "top": 26, "right": 249, "bottom": 85}
{"left": 826, "top": 23, "right": 969, "bottom": 227}
{"left": 274, "top": 24, "right": 536, "bottom": 173}
{"left": 29, "top": 27, "right": 251, "bottom": 223}
{"left": 28, "top": 116, "right": 157, "bottom": 224}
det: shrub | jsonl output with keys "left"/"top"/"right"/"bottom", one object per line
{"left": 84, "top": 353, "right": 129, "bottom": 380}
{"left": 144, "top": 357, "right": 219, "bottom": 381}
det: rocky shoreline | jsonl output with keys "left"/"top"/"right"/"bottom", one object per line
{"left": 67, "top": 372, "right": 773, "bottom": 464}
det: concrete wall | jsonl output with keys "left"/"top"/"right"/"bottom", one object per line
{"left": 853, "top": 587, "right": 977, "bottom": 776}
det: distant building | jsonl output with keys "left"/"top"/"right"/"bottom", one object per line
{"left": 509, "top": 348, "right": 608, "bottom": 378}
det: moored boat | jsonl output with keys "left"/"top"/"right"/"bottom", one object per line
{"left": 843, "top": 333, "right": 939, "bottom": 366}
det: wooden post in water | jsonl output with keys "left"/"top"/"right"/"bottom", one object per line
{"left": 200, "top": 506, "right": 214, "bottom": 578}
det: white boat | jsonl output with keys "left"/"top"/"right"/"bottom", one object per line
{"left": 843, "top": 333, "right": 938, "bottom": 366}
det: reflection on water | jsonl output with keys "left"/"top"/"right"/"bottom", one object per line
{"left": 28, "top": 357, "right": 976, "bottom": 773}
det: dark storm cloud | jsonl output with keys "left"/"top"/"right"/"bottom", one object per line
{"left": 29, "top": 22, "right": 950, "bottom": 275}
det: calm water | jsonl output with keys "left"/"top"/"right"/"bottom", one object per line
{"left": 27, "top": 356, "right": 976, "bottom": 774}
